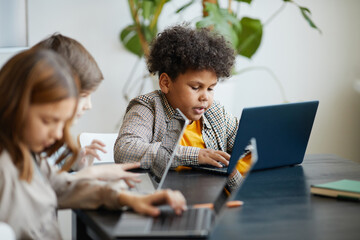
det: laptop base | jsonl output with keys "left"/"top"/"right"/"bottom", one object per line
{"left": 115, "top": 207, "right": 213, "bottom": 239}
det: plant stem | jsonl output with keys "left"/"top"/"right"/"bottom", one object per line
{"left": 138, "top": 72, "right": 149, "bottom": 96}
{"left": 202, "top": 0, "right": 218, "bottom": 17}
{"left": 228, "top": 0, "right": 232, "bottom": 14}
{"left": 122, "top": 58, "right": 142, "bottom": 102}
{"left": 263, "top": 2, "right": 287, "bottom": 26}
{"left": 235, "top": 66, "right": 289, "bottom": 103}
{"left": 127, "top": 0, "right": 137, "bottom": 21}
{"left": 149, "top": 0, "right": 167, "bottom": 31}
{"left": 129, "top": 0, "right": 150, "bottom": 56}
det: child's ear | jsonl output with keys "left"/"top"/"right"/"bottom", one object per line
{"left": 159, "top": 73, "right": 171, "bottom": 94}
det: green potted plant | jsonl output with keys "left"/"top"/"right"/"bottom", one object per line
{"left": 119, "top": 0, "right": 320, "bottom": 101}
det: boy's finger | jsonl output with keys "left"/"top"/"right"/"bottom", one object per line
{"left": 212, "top": 155, "right": 229, "bottom": 166}
{"left": 217, "top": 150, "right": 231, "bottom": 160}
{"left": 207, "top": 159, "right": 223, "bottom": 168}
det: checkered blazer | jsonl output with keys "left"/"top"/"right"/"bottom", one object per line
{"left": 114, "top": 90, "right": 242, "bottom": 189}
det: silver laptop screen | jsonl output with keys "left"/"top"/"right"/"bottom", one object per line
{"left": 150, "top": 108, "right": 189, "bottom": 190}
{"left": 213, "top": 138, "right": 258, "bottom": 215}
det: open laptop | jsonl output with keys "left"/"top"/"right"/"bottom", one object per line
{"left": 114, "top": 138, "right": 258, "bottom": 239}
{"left": 127, "top": 108, "right": 190, "bottom": 193}
{"left": 196, "top": 101, "right": 318, "bottom": 174}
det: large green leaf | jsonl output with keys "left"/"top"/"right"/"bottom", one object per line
{"left": 120, "top": 25, "right": 143, "bottom": 57}
{"left": 196, "top": 3, "right": 241, "bottom": 49}
{"left": 237, "top": 17, "right": 262, "bottom": 58}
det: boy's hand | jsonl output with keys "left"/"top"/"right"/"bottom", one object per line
{"left": 198, "top": 149, "right": 230, "bottom": 168}
{"left": 119, "top": 190, "right": 187, "bottom": 217}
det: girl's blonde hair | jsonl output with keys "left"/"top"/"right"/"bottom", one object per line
{"left": 0, "top": 48, "right": 79, "bottom": 181}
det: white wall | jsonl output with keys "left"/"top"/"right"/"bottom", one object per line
{"left": 1, "top": 1, "right": 359, "bottom": 239}
{"left": 1, "top": 0, "right": 359, "bottom": 160}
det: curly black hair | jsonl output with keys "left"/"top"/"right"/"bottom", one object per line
{"left": 147, "top": 24, "right": 235, "bottom": 81}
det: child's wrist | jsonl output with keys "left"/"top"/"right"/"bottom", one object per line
{"left": 118, "top": 191, "right": 137, "bottom": 208}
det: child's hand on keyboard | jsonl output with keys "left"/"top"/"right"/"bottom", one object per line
{"left": 119, "top": 189, "right": 187, "bottom": 217}
{"left": 198, "top": 149, "right": 230, "bottom": 168}
{"left": 158, "top": 205, "right": 177, "bottom": 216}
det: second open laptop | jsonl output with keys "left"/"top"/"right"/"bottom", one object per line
{"left": 127, "top": 108, "right": 190, "bottom": 193}
{"left": 195, "top": 101, "right": 319, "bottom": 174}
{"left": 114, "top": 138, "right": 258, "bottom": 239}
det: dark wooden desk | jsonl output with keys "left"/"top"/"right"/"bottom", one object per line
{"left": 209, "top": 154, "right": 360, "bottom": 240}
{"left": 73, "top": 155, "right": 360, "bottom": 240}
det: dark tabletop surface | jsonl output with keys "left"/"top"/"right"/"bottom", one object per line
{"left": 209, "top": 154, "right": 360, "bottom": 240}
{"left": 74, "top": 154, "right": 360, "bottom": 240}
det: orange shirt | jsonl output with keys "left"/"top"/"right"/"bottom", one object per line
{"left": 236, "top": 151, "right": 252, "bottom": 176}
{"left": 180, "top": 120, "right": 206, "bottom": 148}
{"left": 179, "top": 119, "right": 250, "bottom": 175}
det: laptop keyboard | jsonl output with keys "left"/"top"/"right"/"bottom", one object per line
{"left": 203, "top": 162, "right": 227, "bottom": 168}
{"left": 151, "top": 207, "right": 211, "bottom": 231}
{"left": 197, "top": 164, "right": 228, "bottom": 173}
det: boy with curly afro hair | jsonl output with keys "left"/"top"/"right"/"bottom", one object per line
{"left": 115, "top": 24, "right": 244, "bottom": 189}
